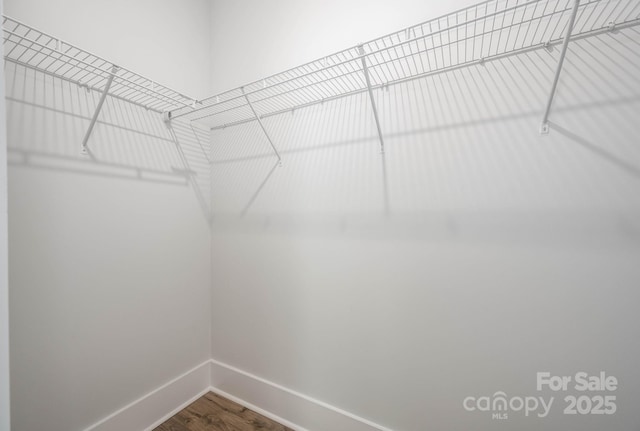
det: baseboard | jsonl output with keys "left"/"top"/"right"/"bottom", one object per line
{"left": 83, "top": 360, "right": 212, "bottom": 431}
{"left": 208, "top": 385, "right": 309, "bottom": 431}
{"left": 81, "top": 358, "right": 394, "bottom": 431}
{"left": 209, "top": 358, "right": 394, "bottom": 431}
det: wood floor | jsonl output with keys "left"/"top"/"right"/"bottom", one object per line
{"left": 153, "top": 392, "right": 293, "bottom": 431}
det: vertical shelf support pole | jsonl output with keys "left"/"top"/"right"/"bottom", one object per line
{"left": 241, "top": 87, "right": 282, "bottom": 163}
{"left": 359, "top": 45, "right": 385, "bottom": 153}
{"left": 82, "top": 65, "right": 119, "bottom": 152}
{"left": 540, "top": 0, "right": 581, "bottom": 134}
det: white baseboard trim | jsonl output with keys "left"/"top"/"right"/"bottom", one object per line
{"left": 81, "top": 358, "right": 394, "bottom": 431}
{"left": 209, "top": 358, "right": 394, "bottom": 431}
{"left": 208, "top": 386, "right": 309, "bottom": 431}
{"left": 83, "top": 360, "right": 212, "bottom": 431}
{"left": 143, "top": 386, "right": 210, "bottom": 431}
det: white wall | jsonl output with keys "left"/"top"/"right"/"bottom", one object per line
{"left": 4, "top": 2, "right": 640, "bottom": 431}
{"left": 208, "top": 2, "right": 640, "bottom": 431}
{"left": 4, "top": 1, "right": 212, "bottom": 430}
{"left": 0, "top": 0, "right": 12, "bottom": 429}
{"left": 6, "top": 0, "right": 211, "bottom": 98}
{"left": 209, "top": 0, "right": 479, "bottom": 94}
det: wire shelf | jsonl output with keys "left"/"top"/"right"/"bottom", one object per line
{"left": 2, "top": 15, "right": 195, "bottom": 113}
{"left": 171, "top": 0, "right": 640, "bottom": 129}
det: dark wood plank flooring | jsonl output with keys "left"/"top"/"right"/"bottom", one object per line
{"left": 154, "top": 392, "right": 293, "bottom": 431}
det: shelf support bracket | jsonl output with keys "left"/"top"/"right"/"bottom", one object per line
{"left": 359, "top": 46, "right": 389, "bottom": 214}
{"left": 540, "top": 0, "right": 580, "bottom": 134}
{"left": 242, "top": 87, "right": 282, "bottom": 163}
{"left": 82, "top": 65, "right": 119, "bottom": 153}
{"left": 359, "top": 45, "right": 385, "bottom": 153}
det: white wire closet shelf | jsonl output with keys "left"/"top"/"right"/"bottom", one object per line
{"left": 2, "top": 15, "right": 195, "bottom": 114}
{"left": 3, "top": 0, "right": 640, "bottom": 150}
{"left": 169, "top": 0, "right": 640, "bottom": 131}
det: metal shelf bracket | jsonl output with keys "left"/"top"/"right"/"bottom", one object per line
{"left": 81, "top": 64, "right": 119, "bottom": 153}
{"left": 540, "top": 0, "right": 581, "bottom": 135}
{"left": 241, "top": 87, "right": 282, "bottom": 163}
{"left": 358, "top": 45, "right": 386, "bottom": 154}
{"left": 163, "top": 110, "right": 172, "bottom": 128}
